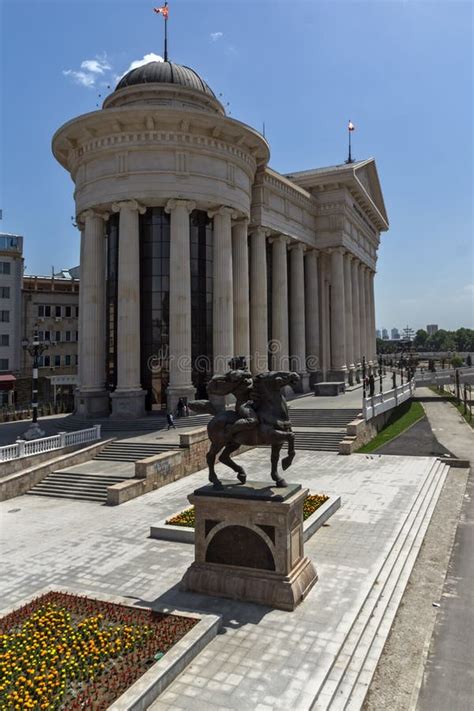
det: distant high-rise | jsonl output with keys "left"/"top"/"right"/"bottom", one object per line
{"left": 391, "top": 328, "right": 400, "bottom": 340}
{"left": 382, "top": 328, "right": 389, "bottom": 340}
{"left": 0, "top": 233, "right": 23, "bottom": 401}
{"left": 376, "top": 329, "right": 381, "bottom": 339}
{"left": 427, "top": 324, "right": 438, "bottom": 336}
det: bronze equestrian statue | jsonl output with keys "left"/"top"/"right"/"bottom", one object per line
{"left": 189, "top": 364, "right": 299, "bottom": 490}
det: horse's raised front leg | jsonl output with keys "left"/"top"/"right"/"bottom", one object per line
{"left": 219, "top": 442, "right": 247, "bottom": 484}
{"left": 281, "top": 431, "right": 296, "bottom": 471}
{"left": 271, "top": 443, "right": 288, "bottom": 488}
{"left": 207, "top": 442, "right": 224, "bottom": 489}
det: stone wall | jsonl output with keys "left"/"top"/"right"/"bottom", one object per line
{"left": 339, "top": 410, "right": 394, "bottom": 454}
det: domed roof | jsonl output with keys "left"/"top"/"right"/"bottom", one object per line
{"left": 115, "top": 61, "right": 216, "bottom": 98}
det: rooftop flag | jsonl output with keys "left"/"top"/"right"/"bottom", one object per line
{"left": 154, "top": 5, "right": 169, "bottom": 18}
{"left": 153, "top": 3, "right": 169, "bottom": 61}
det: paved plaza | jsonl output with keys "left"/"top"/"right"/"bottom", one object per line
{"left": 0, "top": 446, "right": 446, "bottom": 710}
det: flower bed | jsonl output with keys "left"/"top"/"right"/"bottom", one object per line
{"left": 0, "top": 591, "right": 197, "bottom": 710}
{"left": 166, "top": 493, "right": 330, "bottom": 529}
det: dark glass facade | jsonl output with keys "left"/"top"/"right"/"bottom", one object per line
{"left": 139, "top": 208, "right": 170, "bottom": 410}
{"left": 105, "top": 214, "right": 119, "bottom": 393}
{"left": 190, "top": 211, "right": 213, "bottom": 399}
{"left": 105, "top": 207, "right": 214, "bottom": 410}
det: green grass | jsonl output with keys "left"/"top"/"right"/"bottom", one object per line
{"left": 428, "top": 386, "right": 474, "bottom": 429}
{"left": 356, "top": 400, "right": 425, "bottom": 453}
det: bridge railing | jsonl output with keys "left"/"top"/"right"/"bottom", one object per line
{"left": 0, "top": 425, "right": 102, "bottom": 463}
{"left": 363, "top": 381, "right": 416, "bottom": 421}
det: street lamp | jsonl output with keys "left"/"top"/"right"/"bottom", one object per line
{"left": 21, "top": 326, "right": 53, "bottom": 440}
{"left": 378, "top": 355, "right": 383, "bottom": 394}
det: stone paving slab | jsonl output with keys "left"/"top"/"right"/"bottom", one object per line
{"left": 0, "top": 449, "right": 440, "bottom": 710}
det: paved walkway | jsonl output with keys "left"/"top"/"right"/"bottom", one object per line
{"left": 1, "top": 448, "right": 442, "bottom": 710}
{"left": 414, "top": 388, "right": 474, "bottom": 710}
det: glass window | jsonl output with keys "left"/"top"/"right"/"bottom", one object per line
{"left": 0, "top": 287, "right": 10, "bottom": 298}
{"left": 0, "top": 358, "right": 9, "bottom": 370}
{"left": 65, "top": 355, "right": 71, "bottom": 366}
{"left": 54, "top": 355, "right": 61, "bottom": 367}
{"left": 44, "top": 305, "right": 51, "bottom": 317}
{"left": 65, "top": 331, "right": 71, "bottom": 342}
{"left": 75, "top": 306, "right": 79, "bottom": 317}
{"left": 0, "top": 262, "right": 11, "bottom": 275}
{"left": 55, "top": 305, "right": 61, "bottom": 317}
{"left": 55, "top": 331, "right": 61, "bottom": 342}
{"left": 0, "top": 311, "right": 9, "bottom": 323}
{"left": 0, "top": 334, "right": 9, "bottom": 346}
{"left": 44, "top": 355, "right": 50, "bottom": 367}
{"left": 44, "top": 331, "right": 50, "bottom": 341}
{"left": 38, "top": 305, "right": 44, "bottom": 317}
{"left": 75, "top": 354, "right": 79, "bottom": 365}
{"left": 65, "top": 306, "right": 72, "bottom": 317}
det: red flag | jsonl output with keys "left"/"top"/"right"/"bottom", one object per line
{"left": 154, "top": 5, "right": 169, "bottom": 18}
{"left": 348, "top": 120, "right": 355, "bottom": 132}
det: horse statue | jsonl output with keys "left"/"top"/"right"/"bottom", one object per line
{"left": 189, "top": 367, "right": 300, "bottom": 490}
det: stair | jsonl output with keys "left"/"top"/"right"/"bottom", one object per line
{"left": 57, "top": 413, "right": 211, "bottom": 433}
{"left": 26, "top": 471, "right": 130, "bottom": 503}
{"left": 294, "top": 431, "right": 344, "bottom": 452}
{"left": 288, "top": 408, "right": 361, "bottom": 428}
{"left": 310, "top": 459, "right": 449, "bottom": 709}
{"left": 93, "top": 441, "right": 181, "bottom": 462}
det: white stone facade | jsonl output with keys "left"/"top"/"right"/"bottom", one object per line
{"left": 52, "top": 61, "right": 388, "bottom": 417}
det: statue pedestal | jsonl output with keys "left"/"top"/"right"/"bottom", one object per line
{"left": 181, "top": 481, "right": 318, "bottom": 611}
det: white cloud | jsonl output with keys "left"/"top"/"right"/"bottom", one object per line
{"left": 121, "top": 52, "right": 164, "bottom": 76}
{"left": 62, "top": 69, "right": 96, "bottom": 88}
{"left": 81, "top": 57, "right": 111, "bottom": 74}
{"left": 63, "top": 54, "right": 111, "bottom": 89}
{"left": 210, "top": 31, "right": 223, "bottom": 41}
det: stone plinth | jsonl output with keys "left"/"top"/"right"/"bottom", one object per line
{"left": 181, "top": 481, "right": 318, "bottom": 611}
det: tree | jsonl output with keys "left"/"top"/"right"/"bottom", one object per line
{"left": 450, "top": 354, "right": 464, "bottom": 369}
{"left": 414, "top": 329, "right": 428, "bottom": 349}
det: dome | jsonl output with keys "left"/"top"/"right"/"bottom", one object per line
{"left": 115, "top": 61, "right": 216, "bottom": 98}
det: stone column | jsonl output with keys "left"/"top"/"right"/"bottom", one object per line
{"left": 305, "top": 249, "right": 321, "bottom": 383}
{"left": 343, "top": 252, "right": 355, "bottom": 385}
{"left": 211, "top": 207, "right": 236, "bottom": 374}
{"left": 165, "top": 199, "right": 196, "bottom": 412}
{"left": 249, "top": 227, "right": 268, "bottom": 374}
{"left": 318, "top": 255, "right": 329, "bottom": 376}
{"left": 232, "top": 219, "right": 250, "bottom": 364}
{"left": 110, "top": 200, "right": 146, "bottom": 417}
{"left": 289, "top": 242, "right": 308, "bottom": 391}
{"left": 358, "top": 263, "right": 367, "bottom": 372}
{"left": 75, "top": 209, "right": 109, "bottom": 417}
{"left": 364, "top": 267, "right": 373, "bottom": 369}
{"left": 329, "top": 247, "right": 347, "bottom": 379}
{"left": 369, "top": 269, "right": 377, "bottom": 364}
{"left": 271, "top": 235, "right": 289, "bottom": 371}
{"left": 351, "top": 257, "right": 361, "bottom": 381}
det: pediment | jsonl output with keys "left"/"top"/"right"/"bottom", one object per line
{"left": 353, "top": 161, "right": 388, "bottom": 226}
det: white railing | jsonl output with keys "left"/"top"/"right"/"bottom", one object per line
{"left": 363, "top": 381, "right": 416, "bottom": 421}
{"left": 0, "top": 425, "right": 102, "bottom": 463}
{"left": 415, "top": 367, "right": 474, "bottom": 385}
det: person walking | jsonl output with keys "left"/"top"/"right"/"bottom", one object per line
{"left": 166, "top": 412, "right": 176, "bottom": 430}
{"left": 177, "top": 398, "right": 185, "bottom": 418}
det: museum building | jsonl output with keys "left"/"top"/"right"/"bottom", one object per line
{"left": 52, "top": 60, "right": 389, "bottom": 418}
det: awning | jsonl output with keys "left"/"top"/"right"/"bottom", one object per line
{"left": 0, "top": 374, "right": 16, "bottom": 390}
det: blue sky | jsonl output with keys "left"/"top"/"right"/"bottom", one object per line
{"left": 1, "top": 0, "right": 472, "bottom": 331}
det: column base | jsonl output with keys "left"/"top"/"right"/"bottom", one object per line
{"left": 166, "top": 384, "right": 196, "bottom": 414}
{"left": 308, "top": 371, "right": 324, "bottom": 389}
{"left": 291, "top": 372, "right": 310, "bottom": 393}
{"left": 327, "top": 369, "right": 348, "bottom": 383}
{"left": 110, "top": 389, "right": 146, "bottom": 419}
{"left": 74, "top": 389, "right": 110, "bottom": 418}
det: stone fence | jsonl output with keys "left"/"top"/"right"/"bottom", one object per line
{"left": 0, "top": 426, "right": 102, "bottom": 463}
{"left": 363, "top": 381, "right": 416, "bottom": 421}
{"left": 415, "top": 367, "right": 474, "bottom": 386}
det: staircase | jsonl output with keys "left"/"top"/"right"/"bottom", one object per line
{"left": 93, "top": 441, "right": 181, "bottom": 463}
{"left": 57, "top": 413, "right": 211, "bottom": 433}
{"left": 309, "top": 459, "right": 449, "bottom": 708}
{"left": 26, "top": 471, "right": 129, "bottom": 503}
{"left": 289, "top": 408, "right": 360, "bottom": 452}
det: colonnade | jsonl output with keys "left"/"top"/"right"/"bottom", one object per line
{"left": 77, "top": 200, "right": 377, "bottom": 417}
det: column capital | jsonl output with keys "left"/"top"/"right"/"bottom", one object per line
{"left": 268, "top": 234, "right": 290, "bottom": 245}
{"left": 77, "top": 208, "right": 109, "bottom": 226}
{"left": 111, "top": 199, "right": 146, "bottom": 215}
{"left": 326, "top": 246, "right": 345, "bottom": 256}
{"left": 208, "top": 205, "right": 238, "bottom": 220}
{"left": 165, "top": 199, "right": 196, "bottom": 214}
{"left": 232, "top": 216, "right": 249, "bottom": 227}
{"left": 304, "top": 246, "right": 319, "bottom": 257}
{"left": 289, "top": 241, "right": 306, "bottom": 253}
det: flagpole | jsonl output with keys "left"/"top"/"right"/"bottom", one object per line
{"left": 348, "top": 128, "right": 352, "bottom": 163}
{"left": 164, "top": 2, "right": 168, "bottom": 61}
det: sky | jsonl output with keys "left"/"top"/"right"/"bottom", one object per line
{"left": 0, "top": 0, "right": 472, "bottom": 332}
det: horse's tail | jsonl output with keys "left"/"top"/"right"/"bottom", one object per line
{"left": 188, "top": 399, "right": 217, "bottom": 416}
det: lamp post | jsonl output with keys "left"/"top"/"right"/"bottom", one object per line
{"left": 379, "top": 354, "right": 383, "bottom": 394}
{"left": 362, "top": 355, "right": 367, "bottom": 400}
{"left": 21, "top": 326, "right": 52, "bottom": 440}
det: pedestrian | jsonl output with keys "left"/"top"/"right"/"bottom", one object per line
{"left": 166, "top": 412, "right": 176, "bottom": 430}
{"left": 177, "top": 398, "right": 185, "bottom": 418}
